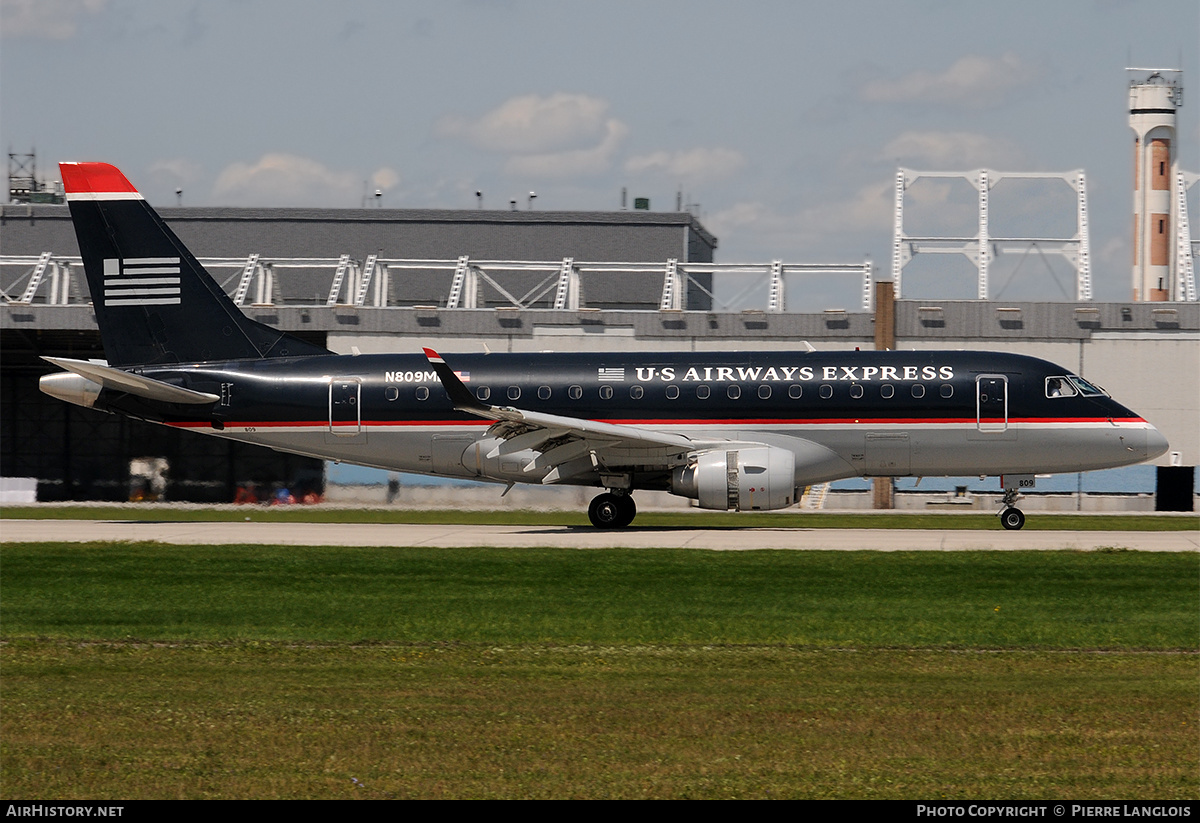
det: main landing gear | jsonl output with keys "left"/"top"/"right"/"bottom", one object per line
{"left": 998, "top": 487, "right": 1025, "bottom": 531}
{"left": 588, "top": 491, "right": 637, "bottom": 529}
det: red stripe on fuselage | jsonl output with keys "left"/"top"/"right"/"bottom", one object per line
{"left": 167, "top": 419, "right": 494, "bottom": 429}
{"left": 166, "top": 416, "right": 1147, "bottom": 429}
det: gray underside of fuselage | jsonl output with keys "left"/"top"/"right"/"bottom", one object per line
{"left": 189, "top": 422, "right": 1155, "bottom": 490}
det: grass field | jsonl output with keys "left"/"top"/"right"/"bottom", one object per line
{"left": 1, "top": 541, "right": 1197, "bottom": 799}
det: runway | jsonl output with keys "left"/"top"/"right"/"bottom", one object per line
{"left": 2, "top": 519, "right": 1196, "bottom": 551}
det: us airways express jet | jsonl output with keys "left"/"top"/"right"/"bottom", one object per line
{"left": 40, "top": 162, "right": 1168, "bottom": 529}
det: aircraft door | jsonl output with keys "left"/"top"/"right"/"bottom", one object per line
{"left": 328, "top": 378, "right": 362, "bottom": 436}
{"left": 976, "top": 375, "right": 1008, "bottom": 432}
{"left": 864, "top": 432, "right": 911, "bottom": 475}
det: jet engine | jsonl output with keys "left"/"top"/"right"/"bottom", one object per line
{"left": 671, "top": 446, "right": 798, "bottom": 511}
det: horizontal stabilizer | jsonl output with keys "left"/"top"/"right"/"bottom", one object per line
{"left": 41, "top": 357, "right": 219, "bottom": 405}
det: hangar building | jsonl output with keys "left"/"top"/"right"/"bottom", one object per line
{"left": 1, "top": 203, "right": 1195, "bottom": 509}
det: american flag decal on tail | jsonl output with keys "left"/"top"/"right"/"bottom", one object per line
{"left": 103, "top": 257, "right": 182, "bottom": 306}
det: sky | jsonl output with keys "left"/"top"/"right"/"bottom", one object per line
{"left": 2, "top": 0, "right": 1198, "bottom": 308}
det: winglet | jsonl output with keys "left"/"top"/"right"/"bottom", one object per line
{"left": 423, "top": 348, "right": 486, "bottom": 411}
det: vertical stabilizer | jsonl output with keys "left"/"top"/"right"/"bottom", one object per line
{"left": 60, "top": 162, "right": 330, "bottom": 366}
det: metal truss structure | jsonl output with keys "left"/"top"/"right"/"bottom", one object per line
{"left": 2, "top": 255, "right": 875, "bottom": 312}
{"left": 891, "top": 168, "right": 1093, "bottom": 301}
{"left": 1175, "top": 171, "right": 1198, "bottom": 302}
{"left": 1, "top": 253, "right": 80, "bottom": 304}
{"left": 659, "top": 259, "right": 873, "bottom": 313}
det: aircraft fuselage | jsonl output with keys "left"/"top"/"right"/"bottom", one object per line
{"left": 74, "top": 349, "right": 1161, "bottom": 488}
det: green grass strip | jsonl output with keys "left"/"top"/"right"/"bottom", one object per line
{"left": 3, "top": 543, "right": 1195, "bottom": 648}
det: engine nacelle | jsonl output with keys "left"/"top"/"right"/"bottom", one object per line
{"left": 671, "top": 446, "right": 798, "bottom": 511}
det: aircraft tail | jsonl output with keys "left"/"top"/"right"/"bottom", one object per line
{"left": 60, "top": 162, "right": 331, "bottom": 367}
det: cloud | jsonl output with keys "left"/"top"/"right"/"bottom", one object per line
{"left": 881, "top": 131, "right": 1025, "bottom": 169}
{"left": 371, "top": 167, "right": 401, "bottom": 191}
{"left": 438, "top": 93, "right": 615, "bottom": 154}
{"left": 0, "top": 0, "right": 106, "bottom": 39}
{"left": 212, "top": 154, "right": 398, "bottom": 206}
{"left": 860, "top": 53, "right": 1037, "bottom": 108}
{"left": 624, "top": 147, "right": 746, "bottom": 183}
{"left": 504, "top": 119, "right": 628, "bottom": 178}
{"left": 707, "top": 183, "right": 893, "bottom": 254}
{"left": 437, "top": 93, "right": 629, "bottom": 178}
{"left": 147, "top": 158, "right": 204, "bottom": 188}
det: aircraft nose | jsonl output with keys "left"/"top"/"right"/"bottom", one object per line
{"left": 1144, "top": 423, "right": 1169, "bottom": 461}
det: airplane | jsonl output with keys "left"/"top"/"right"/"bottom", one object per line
{"left": 40, "top": 162, "right": 1169, "bottom": 530}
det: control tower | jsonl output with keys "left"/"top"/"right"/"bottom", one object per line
{"left": 1128, "top": 68, "right": 1183, "bottom": 301}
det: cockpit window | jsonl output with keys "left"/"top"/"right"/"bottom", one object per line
{"left": 1067, "top": 375, "right": 1107, "bottom": 397}
{"left": 1045, "top": 377, "right": 1078, "bottom": 398}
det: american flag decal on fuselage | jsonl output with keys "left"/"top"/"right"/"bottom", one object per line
{"left": 103, "top": 257, "right": 181, "bottom": 306}
{"left": 597, "top": 367, "right": 625, "bottom": 382}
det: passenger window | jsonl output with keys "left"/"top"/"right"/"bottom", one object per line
{"left": 697, "top": 385, "right": 711, "bottom": 399}
{"left": 940, "top": 384, "right": 954, "bottom": 398}
{"left": 911, "top": 384, "right": 926, "bottom": 398}
{"left": 665, "top": 385, "right": 680, "bottom": 400}
{"left": 507, "top": 386, "right": 521, "bottom": 401}
{"left": 476, "top": 386, "right": 491, "bottom": 401}
{"left": 758, "top": 385, "right": 771, "bottom": 399}
{"left": 599, "top": 385, "right": 613, "bottom": 400}
{"left": 819, "top": 384, "right": 833, "bottom": 399}
{"left": 537, "top": 386, "right": 551, "bottom": 400}
{"left": 881, "top": 384, "right": 895, "bottom": 399}
{"left": 385, "top": 386, "right": 399, "bottom": 401}
{"left": 849, "top": 383, "right": 864, "bottom": 399}
{"left": 630, "top": 385, "right": 644, "bottom": 399}
{"left": 568, "top": 385, "right": 582, "bottom": 400}
{"left": 415, "top": 386, "right": 429, "bottom": 401}
{"left": 727, "top": 385, "right": 741, "bottom": 400}
{"left": 788, "top": 384, "right": 802, "bottom": 399}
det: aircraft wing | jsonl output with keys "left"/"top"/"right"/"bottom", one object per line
{"left": 424, "top": 348, "right": 702, "bottom": 482}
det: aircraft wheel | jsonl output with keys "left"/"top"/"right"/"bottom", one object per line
{"left": 590, "top": 494, "right": 628, "bottom": 532}
{"left": 615, "top": 494, "right": 637, "bottom": 528}
{"left": 1000, "top": 507, "right": 1026, "bottom": 531}
{"left": 588, "top": 492, "right": 632, "bottom": 529}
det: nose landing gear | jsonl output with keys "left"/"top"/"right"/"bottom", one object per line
{"left": 999, "top": 506, "right": 1026, "bottom": 530}
{"left": 588, "top": 491, "right": 637, "bottom": 529}
{"left": 998, "top": 486, "right": 1025, "bottom": 530}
